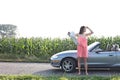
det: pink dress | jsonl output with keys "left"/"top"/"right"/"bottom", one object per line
{"left": 77, "top": 35, "right": 88, "bottom": 58}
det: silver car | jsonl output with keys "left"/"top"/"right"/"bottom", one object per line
{"left": 50, "top": 42, "right": 120, "bottom": 72}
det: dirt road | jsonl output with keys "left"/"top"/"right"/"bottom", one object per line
{"left": 0, "top": 62, "right": 120, "bottom": 76}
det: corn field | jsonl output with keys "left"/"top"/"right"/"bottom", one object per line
{"left": 0, "top": 36, "right": 120, "bottom": 58}
{"left": 0, "top": 37, "right": 76, "bottom": 57}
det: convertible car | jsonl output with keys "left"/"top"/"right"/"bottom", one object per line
{"left": 50, "top": 42, "right": 120, "bottom": 72}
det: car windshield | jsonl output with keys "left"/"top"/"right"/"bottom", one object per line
{"left": 88, "top": 42, "right": 100, "bottom": 51}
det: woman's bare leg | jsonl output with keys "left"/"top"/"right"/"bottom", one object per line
{"left": 78, "top": 57, "right": 81, "bottom": 74}
{"left": 84, "top": 58, "right": 88, "bottom": 75}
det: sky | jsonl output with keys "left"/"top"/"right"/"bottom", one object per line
{"left": 0, "top": 0, "right": 120, "bottom": 38}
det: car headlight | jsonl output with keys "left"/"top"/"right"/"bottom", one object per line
{"left": 52, "top": 55, "right": 59, "bottom": 59}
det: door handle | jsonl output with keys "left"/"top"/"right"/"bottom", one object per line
{"left": 109, "top": 55, "right": 113, "bottom": 56}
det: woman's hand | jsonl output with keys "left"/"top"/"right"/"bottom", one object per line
{"left": 85, "top": 26, "right": 94, "bottom": 36}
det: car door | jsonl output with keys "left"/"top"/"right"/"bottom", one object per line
{"left": 114, "top": 51, "right": 120, "bottom": 67}
{"left": 88, "top": 46, "right": 116, "bottom": 68}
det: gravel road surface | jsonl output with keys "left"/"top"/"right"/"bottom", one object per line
{"left": 0, "top": 62, "right": 120, "bottom": 76}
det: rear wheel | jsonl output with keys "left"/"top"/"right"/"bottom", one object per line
{"left": 61, "top": 58, "right": 76, "bottom": 73}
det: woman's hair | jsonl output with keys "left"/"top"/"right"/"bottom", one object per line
{"left": 79, "top": 26, "right": 86, "bottom": 34}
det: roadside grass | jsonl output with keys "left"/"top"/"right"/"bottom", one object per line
{"left": 0, "top": 75, "right": 120, "bottom": 80}
{"left": 0, "top": 53, "right": 50, "bottom": 63}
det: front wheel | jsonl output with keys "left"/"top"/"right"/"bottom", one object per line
{"left": 61, "top": 58, "right": 76, "bottom": 73}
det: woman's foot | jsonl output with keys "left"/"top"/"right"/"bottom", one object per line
{"left": 78, "top": 72, "right": 81, "bottom": 75}
{"left": 86, "top": 72, "right": 88, "bottom": 75}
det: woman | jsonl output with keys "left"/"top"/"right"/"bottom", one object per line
{"left": 76, "top": 26, "right": 93, "bottom": 75}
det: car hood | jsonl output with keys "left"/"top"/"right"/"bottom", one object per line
{"left": 56, "top": 50, "right": 77, "bottom": 55}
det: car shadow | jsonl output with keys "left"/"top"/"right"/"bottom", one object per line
{"left": 33, "top": 68, "right": 77, "bottom": 76}
{"left": 33, "top": 68, "right": 120, "bottom": 76}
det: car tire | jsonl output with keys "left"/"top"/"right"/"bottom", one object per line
{"left": 61, "top": 58, "right": 76, "bottom": 73}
